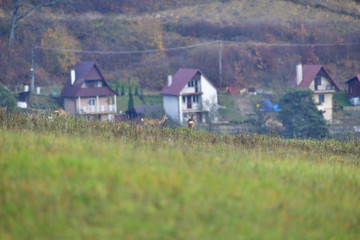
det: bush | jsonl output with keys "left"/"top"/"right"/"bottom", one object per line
{"left": 0, "top": 83, "right": 17, "bottom": 111}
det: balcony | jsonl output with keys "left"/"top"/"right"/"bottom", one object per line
{"left": 77, "top": 104, "right": 116, "bottom": 114}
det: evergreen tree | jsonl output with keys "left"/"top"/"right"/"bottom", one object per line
{"left": 115, "top": 83, "right": 119, "bottom": 94}
{"left": 0, "top": 83, "right": 16, "bottom": 111}
{"left": 278, "top": 88, "right": 329, "bottom": 139}
{"left": 134, "top": 87, "right": 139, "bottom": 96}
{"left": 121, "top": 84, "right": 125, "bottom": 96}
{"left": 127, "top": 86, "right": 134, "bottom": 111}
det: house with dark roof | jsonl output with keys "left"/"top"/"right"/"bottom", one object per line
{"left": 292, "top": 63, "right": 340, "bottom": 122}
{"left": 160, "top": 68, "right": 218, "bottom": 125}
{"left": 60, "top": 61, "right": 118, "bottom": 121}
{"left": 345, "top": 75, "right": 360, "bottom": 106}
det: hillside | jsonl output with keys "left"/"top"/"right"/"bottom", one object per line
{"left": 1, "top": 0, "right": 360, "bottom": 90}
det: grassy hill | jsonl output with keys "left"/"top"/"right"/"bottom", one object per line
{"left": 0, "top": 110, "right": 360, "bottom": 239}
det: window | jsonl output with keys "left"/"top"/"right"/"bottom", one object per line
{"left": 85, "top": 82, "right": 89, "bottom": 88}
{"left": 315, "top": 76, "right": 322, "bottom": 85}
{"left": 193, "top": 95, "right": 199, "bottom": 103}
{"left": 188, "top": 81, "right": 194, "bottom": 87}
{"left": 182, "top": 96, "right": 186, "bottom": 103}
{"left": 319, "top": 94, "right": 324, "bottom": 103}
{"left": 88, "top": 98, "right": 95, "bottom": 105}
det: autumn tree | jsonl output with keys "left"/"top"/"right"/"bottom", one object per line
{"left": 2, "top": 0, "right": 71, "bottom": 48}
{"left": 40, "top": 27, "right": 80, "bottom": 78}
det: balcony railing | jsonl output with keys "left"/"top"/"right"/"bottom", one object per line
{"left": 77, "top": 104, "right": 116, "bottom": 114}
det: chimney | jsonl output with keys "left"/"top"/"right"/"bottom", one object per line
{"left": 296, "top": 63, "right": 303, "bottom": 86}
{"left": 70, "top": 69, "right": 76, "bottom": 85}
{"left": 167, "top": 75, "right": 172, "bottom": 87}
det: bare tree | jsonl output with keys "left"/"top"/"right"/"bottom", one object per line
{"left": 4, "top": 0, "right": 71, "bottom": 48}
{"left": 201, "top": 96, "right": 219, "bottom": 125}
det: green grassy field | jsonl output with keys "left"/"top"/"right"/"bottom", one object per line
{"left": 0, "top": 110, "right": 360, "bottom": 240}
{"left": 116, "top": 94, "right": 163, "bottom": 113}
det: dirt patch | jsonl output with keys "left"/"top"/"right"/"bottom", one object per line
{"left": 235, "top": 96, "right": 255, "bottom": 116}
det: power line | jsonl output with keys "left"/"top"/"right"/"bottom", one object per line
{"left": 221, "top": 40, "right": 360, "bottom": 47}
{"left": 34, "top": 41, "right": 218, "bottom": 54}
{"left": 34, "top": 40, "right": 360, "bottom": 54}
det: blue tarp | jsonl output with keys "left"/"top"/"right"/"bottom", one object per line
{"left": 261, "top": 98, "right": 273, "bottom": 111}
{"left": 258, "top": 99, "right": 281, "bottom": 111}
{"left": 273, "top": 104, "right": 281, "bottom": 112}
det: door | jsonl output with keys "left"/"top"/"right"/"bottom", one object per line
{"left": 187, "top": 96, "right": 192, "bottom": 109}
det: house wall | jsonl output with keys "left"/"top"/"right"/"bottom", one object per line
{"left": 180, "top": 95, "right": 202, "bottom": 111}
{"left": 180, "top": 79, "right": 201, "bottom": 94}
{"left": 64, "top": 98, "right": 76, "bottom": 115}
{"left": 76, "top": 96, "right": 116, "bottom": 113}
{"left": 163, "top": 95, "right": 179, "bottom": 123}
{"left": 309, "top": 76, "right": 333, "bottom": 91}
{"left": 348, "top": 80, "right": 360, "bottom": 98}
{"left": 313, "top": 92, "right": 333, "bottom": 122}
{"left": 201, "top": 75, "right": 218, "bottom": 111}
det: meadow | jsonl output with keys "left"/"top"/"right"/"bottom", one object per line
{"left": 0, "top": 110, "right": 360, "bottom": 240}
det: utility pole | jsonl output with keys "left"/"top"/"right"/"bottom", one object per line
{"left": 218, "top": 40, "right": 222, "bottom": 90}
{"left": 30, "top": 45, "right": 35, "bottom": 93}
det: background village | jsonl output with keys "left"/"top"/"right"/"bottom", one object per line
{"left": 1, "top": 0, "right": 360, "bottom": 139}
{"left": 8, "top": 59, "right": 360, "bottom": 138}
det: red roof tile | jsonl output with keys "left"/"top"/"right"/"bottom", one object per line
{"left": 292, "top": 64, "right": 340, "bottom": 91}
{"left": 60, "top": 61, "right": 117, "bottom": 97}
{"left": 345, "top": 75, "right": 360, "bottom": 84}
{"left": 160, "top": 68, "right": 215, "bottom": 96}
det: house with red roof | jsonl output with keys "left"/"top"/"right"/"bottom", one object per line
{"left": 345, "top": 75, "right": 360, "bottom": 106}
{"left": 160, "top": 68, "right": 218, "bottom": 125}
{"left": 292, "top": 63, "right": 340, "bottom": 122}
{"left": 60, "top": 61, "right": 118, "bottom": 121}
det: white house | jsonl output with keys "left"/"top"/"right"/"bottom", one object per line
{"left": 292, "top": 63, "right": 340, "bottom": 122}
{"left": 160, "top": 68, "right": 218, "bottom": 125}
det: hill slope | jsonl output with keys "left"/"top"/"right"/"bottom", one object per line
{"left": 1, "top": 0, "right": 360, "bottom": 90}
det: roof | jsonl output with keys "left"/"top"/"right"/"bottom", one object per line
{"left": 160, "top": 68, "right": 216, "bottom": 96}
{"left": 292, "top": 64, "right": 340, "bottom": 91}
{"left": 345, "top": 75, "right": 360, "bottom": 84}
{"left": 60, "top": 61, "right": 117, "bottom": 97}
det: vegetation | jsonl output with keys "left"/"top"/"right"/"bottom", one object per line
{"left": 0, "top": 110, "right": 359, "bottom": 239}
{"left": 278, "top": 89, "right": 329, "bottom": 139}
{"left": 127, "top": 86, "right": 134, "bottom": 111}
{"left": 1, "top": 0, "right": 360, "bottom": 90}
{"left": 0, "top": 82, "right": 16, "bottom": 110}
{"left": 333, "top": 90, "right": 352, "bottom": 112}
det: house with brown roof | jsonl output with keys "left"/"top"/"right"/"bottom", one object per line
{"left": 345, "top": 75, "right": 360, "bottom": 106}
{"left": 60, "top": 61, "right": 118, "bottom": 121}
{"left": 160, "top": 68, "right": 218, "bottom": 125}
{"left": 292, "top": 63, "right": 340, "bottom": 122}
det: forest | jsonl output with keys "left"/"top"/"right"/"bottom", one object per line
{"left": 1, "top": 0, "right": 360, "bottom": 91}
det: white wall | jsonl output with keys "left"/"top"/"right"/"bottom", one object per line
{"left": 309, "top": 77, "right": 333, "bottom": 91}
{"left": 163, "top": 95, "right": 179, "bottom": 123}
{"left": 201, "top": 75, "right": 218, "bottom": 111}
{"left": 313, "top": 92, "right": 334, "bottom": 122}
